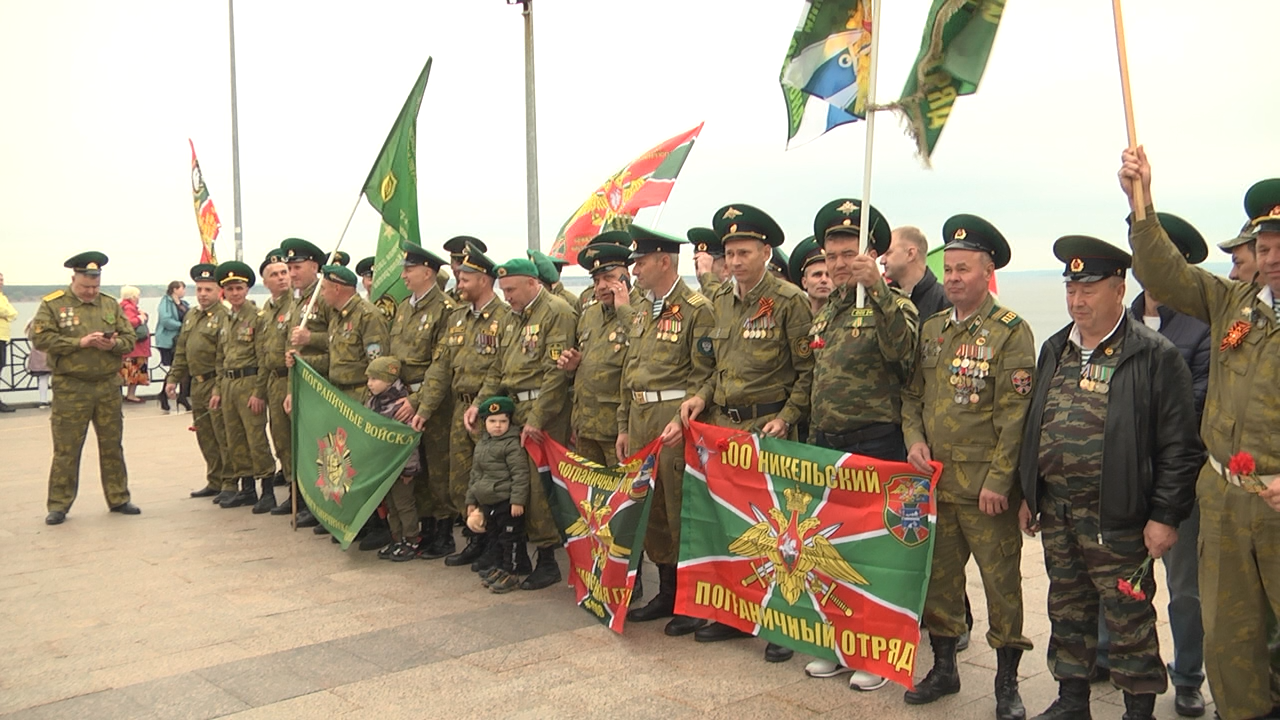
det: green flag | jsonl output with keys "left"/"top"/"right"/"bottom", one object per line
{"left": 290, "top": 358, "right": 421, "bottom": 549}
{"left": 894, "top": 0, "right": 1005, "bottom": 163}
{"left": 371, "top": 222, "right": 409, "bottom": 320}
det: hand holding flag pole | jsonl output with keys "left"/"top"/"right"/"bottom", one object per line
{"left": 1111, "top": 0, "right": 1146, "bottom": 221}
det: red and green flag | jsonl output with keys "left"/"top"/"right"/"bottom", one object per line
{"left": 548, "top": 123, "right": 704, "bottom": 264}
{"left": 527, "top": 435, "right": 662, "bottom": 634}
{"left": 188, "top": 139, "right": 221, "bottom": 264}
{"left": 677, "top": 420, "right": 941, "bottom": 689}
{"left": 892, "top": 0, "right": 1006, "bottom": 164}
{"left": 290, "top": 358, "right": 422, "bottom": 549}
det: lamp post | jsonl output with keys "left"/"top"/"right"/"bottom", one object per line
{"left": 508, "top": 0, "right": 540, "bottom": 252}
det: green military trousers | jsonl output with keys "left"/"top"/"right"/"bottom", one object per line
{"left": 414, "top": 397, "right": 453, "bottom": 521}
{"left": 190, "top": 375, "right": 230, "bottom": 491}
{"left": 447, "top": 399, "right": 477, "bottom": 517}
{"left": 220, "top": 376, "right": 275, "bottom": 483}
{"left": 46, "top": 375, "right": 131, "bottom": 513}
{"left": 629, "top": 398, "right": 687, "bottom": 565}
{"left": 266, "top": 372, "right": 291, "bottom": 482}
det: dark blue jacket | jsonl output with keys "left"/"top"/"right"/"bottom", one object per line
{"left": 1129, "top": 292, "right": 1211, "bottom": 420}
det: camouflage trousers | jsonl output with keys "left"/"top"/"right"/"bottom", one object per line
{"left": 46, "top": 375, "right": 131, "bottom": 513}
{"left": 1198, "top": 461, "right": 1280, "bottom": 720}
{"left": 628, "top": 398, "right": 685, "bottom": 565}
{"left": 447, "top": 399, "right": 479, "bottom": 517}
{"left": 512, "top": 397, "right": 568, "bottom": 549}
{"left": 1039, "top": 499, "right": 1166, "bottom": 695}
{"left": 924, "top": 502, "right": 1032, "bottom": 650}
{"left": 266, "top": 372, "right": 291, "bottom": 482}
{"left": 574, "top": 435, "right": 617, "bottom": 467}
{"left": 220, "top": 376, "right": 275, "bottom": 485}
{"left": 414, "top": 397, "right": 453, "bottom": 521}
{"left": 190, "top": 375, "right": 230, "bottom": 490}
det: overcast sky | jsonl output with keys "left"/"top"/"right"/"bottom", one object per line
{"left": 0, "top": 0, "right": 1274, "bottom": 285}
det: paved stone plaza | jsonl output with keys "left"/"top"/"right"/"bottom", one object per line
{"left": 0, "top": 404, "right": 1206, "bottom": 719}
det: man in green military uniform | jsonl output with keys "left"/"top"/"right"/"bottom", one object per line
{"left": 256, "top": 249, "right": 293, "bottom": 513}
{"left": 331, "top": 251, "right": 350, "bottom": 267}
{"left": 529, "top": 249, "right": 581, "bottom": 316}
{"left": 356, "top": 256, "right": 375, "bottom": 300}
{"left": 620, "top": 225, "right": 716, "bottom": 635}
{"left": 555, "top": 239, "right": 636, "bottom": 465}
{"left": 210, "top": 261, "right": 276, "bottom": 509}
{"left": 283, "top": 237, "right": 333, "bottom": 383}
{"left": 1219, "top": 222, "right": 1259, "bottom": 283}
{"left": 802, "top": 198, "right": 919, "bottom": 690}
{"left": 168, "top": 263, "right": 232, "bottom": 500}
{"left": 443, "top": 235, "right": 487, "bottom": 303}
{"left": 317, "top": 264, "right": 389, "bottom": 401}
{"left": 410, "top": 244, "right": 512, "bottom": 571}
{"left": 678, "top": 204, "right": 812, "bottom": 663}
{"left": 789, "top": 236, "right": 831, "bottom": 317}
{"left": 32, "top": 252, "right": 140, "bottom": 525}
{"left": 461, "top": 257, "right": 576, "bottom": 590}
{"left": 1120, "top": 149, "right": 1280, "bottom": 720}
{"left": 689, "top": 226, "right": 729, "bottom": 297}
{"left": 901, "top": 215, "right": 1034, "bottom": 719}
{"left": 1018, "top": 233, "right": 1200, "bottom": 720}
{"left": 387, "top": 239, "right": 457, "bottom": 558}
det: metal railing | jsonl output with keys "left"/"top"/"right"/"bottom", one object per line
{"left": 1, "top": 338, "right": 169, "bottom": 394}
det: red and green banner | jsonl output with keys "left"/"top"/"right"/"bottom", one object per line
{"left": 548, "top": 123, "right": 704, "bottom": 264}
{"left": 677, "top": 420, "right": 941, "bottom": 689}
{"left": 290, "top": 358, "right": 421, "bottom": 549}
{"left": 188, "top": 139, "right": 221, "bottom": 264}
{"left": 527, "top": 435, "right": 662, "bottom": 634}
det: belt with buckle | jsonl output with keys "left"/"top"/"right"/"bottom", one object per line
{"left": 631, "top": 389, "right": 686, "bottom": 405}
{"left": 514, "top": 389, "right": 541, "bottom": 402}
{"left": 457, "top": 392, "right": 476, "bottom": 405}
{"left": 815, "top": 422, "right": 899, "bottom": 449}
{"left": 224, "top": 367, "right": 259, "bottom": 379}
{"left": 719, "top": 400, "right": 786, "bottom": 424}
{"left": 270, "top": 367, "right": 289, "bottom": 378}
{"left": 1209, "top": 455, "right": 1279, "bottom": 490}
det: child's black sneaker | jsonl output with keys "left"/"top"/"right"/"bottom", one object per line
{"left": 490, "top": 571, "right": 521, "bottom": 594}
{"left": 377, "top": 541, "right": 398, "bottom": 560}
{"left": 390, "top": 540, "right": 420, "bottom": 562}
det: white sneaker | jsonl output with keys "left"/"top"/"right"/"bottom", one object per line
{"left": 805, "top": 658, "right": 853, "bottom": 678}
{"left": 849, "top": 670, "right": 889, "bottom": 691}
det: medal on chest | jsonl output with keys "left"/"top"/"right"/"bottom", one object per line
{"left": 418, "top": 313, "right": 430, "bottom": 332}
{"left": 1079, "top": 361, "right": 1114, "bottom": 394}
{"left": 742, "top": 297, "right": 776, "bottom": 340}
{"left": 276, "top": 312, "right": 289, "bottom": 330}
{"left": 521, "top": 323, "right": 540, "bottom": 354}
{"left": 848, "top": 307, "right": 873, "bottom": 338}
{"left": 1220, "top": 319, "right": 1251, "bottom": 352}
{"left": 657, "top": 304, "right": 682, "bottom": 343}
{"left": 950, "top": 342, "right": 993, "bottom": 404}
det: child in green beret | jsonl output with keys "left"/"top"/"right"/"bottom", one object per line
{"left": 468, "top": 396, "right": 531, "bottom": 593}
{"left": 364, "top": 356, "right": 421, "bottom": 561}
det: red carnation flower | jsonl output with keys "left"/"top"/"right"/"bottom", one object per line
{"left": 810, "top": 337, "right": 826, "bottom": 350}
{"left": 1229, "top": 451, "right": 1257, "bottom": 477}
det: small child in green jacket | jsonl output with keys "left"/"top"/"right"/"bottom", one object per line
{"left": 468, "top": 396, "right": 530, "bottom": 593}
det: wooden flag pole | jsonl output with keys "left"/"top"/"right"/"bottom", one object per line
{"left": 298, "top": 193, "right": 364, "bottom": 324}
{"left": 1111, "top": 0, "right": 1146, "bottom": 220}
{"left": 856, "top": 0, "right": 883, "bottom": 308}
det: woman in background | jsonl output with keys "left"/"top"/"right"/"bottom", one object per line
{"left": 24, "top": 319, "right": 51, "bottom": 408}
{"left": 119, "top": 285, "right": 151, "bottom": 404}
{"left": 155, "top": 280, "right": 189, "bottom": 411}
{"left": 0, "top": 271, "right": 16, "bottom": 412}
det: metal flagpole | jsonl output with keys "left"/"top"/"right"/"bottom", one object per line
{"left": 228, "top": 0, "right": 244, "bottom": 261}
{"left": 513, "top": 0, "right": 541, "bottom": 251}
{"left": 856, "top": 0, "right": 882, "bottom": 309}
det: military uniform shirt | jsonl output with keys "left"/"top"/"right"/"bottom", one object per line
{"left": 902, "top": 293, "right": 1034, "bottom": 502}
{"left": 474, "top": 289, "right": 575, "bottom": 431}
{"left": 257, "top": 293, "right": 293, "bottom": 373}
{"left": 413, "top": 296, "right": 511, "bottom": 418}
{"left": 551, "top": 281, "right": 581, "bottom": 316}
{"left": 293, "top": 279, "right": 333, "bottom": 376}
{"left": 327, "top": 294, "right": 390, "bottom": 388}
{"left": 216, "top": 300, "right": 266, "bottom": 399}
{"left": 31, "top": 288, "right": 135, "bottom": 380}
{"left": 809, "top": 276, "right": 919, "bottom": 433}
{"left": 170, "top": 302, "right": 229, "bottom": 382}
{"left": 571, "top": 300, "right": 630, "bottom": 440}
{"left": 390, "top": 286, "right": 456, "bottom": 385}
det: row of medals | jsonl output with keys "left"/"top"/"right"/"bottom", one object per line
{"left": 655, "top": 315, "right": 681, "bottom": 342}
{"left": 606, "top": 329, "right": 628, "bottom": 352}
{"left": 950, "top": 343, "right": 992, "bottom": 405}
{"left": 57, "top": 308, "right": 80, "bottom": 327}
{"left": 741, "top": 314, "right": 776, "bottom": 339}
{"left": 1079, "top": 362, "right": 1114, "bottom": 394}
{"left": 520, "top": 323, "right": 541, "bottom": 354}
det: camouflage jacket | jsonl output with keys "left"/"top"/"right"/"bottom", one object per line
{"left": 30, "top": 288, "right": 135, "bottom": 381}
{"left": 390, "top": 286, "right": 456, "bottom": 385}
{"left": 902, "top": 293, "right": 1035, "bottom": 502}
{"left": 327, "top": 293, "right": 390, "bottom": 388}
{"left": 474, "top": 289, "right": 576, "bottom": 431}
{"left": 571, "top": 299, "right": 629, "bottom": 440}
{"left": 257, "top": 293, "right": 294, "bottom": 373}
{"left": 169, "top": 301, "right": 228, "bottom": 382}
{"left": 411, "top": 295, "right": 510, "bottom": 421}
{"left": 293, "top": 279, "right": 333, "bottom": 377}
{"left": 216, "top": 300, "right": 266, "bottom": 400}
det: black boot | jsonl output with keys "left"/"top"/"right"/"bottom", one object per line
{"left": 904, "top": 634, "right": 961, "bottom": 704}
{"left": 520, "top": 546, "right": 562, "bottom": 590}
{"left": 212, "top": 488, "right": 235, "bottom": 504}
{"left": 295, "top": 508, "right": 319, "bottom": 527}
{"left": 471, "top": 533, "right": 500, "bottom": 572}
{"left": 252, "top": 477, "right": 277, "bottom": 514}
{"left": 159, "top": 394, "right": 170, "bottom": 412}
{"left": 631, "top": 572, "right": 644, "bottom": 606}
{"left": 421, "top": 518, "right": 456, "bottom": 559}
{"left": 1030, "top": 678, "right": 1091, "bottom": 720}
{"left": 512, "top": 541, "right": 532, "bottom": 575}
{"left": 995, "top": 647, "right": 1026, "bottom": 720}
{"left": 270, "top": 487, "right": 294, "bottom": 515}
{"left": 443, "top": 529, "right": 484, "bottom": 565}
{"left": 220, "top": 478, "right": 258, "bottom": 508}
{"left": 628, "top": 563, "right": 676, "bottom": 622}
{"left": 358, "top": 523, "right": 393, "bottom": 551}
{"left": 1121, "top": 692, "right": 1155, "bottom": 720}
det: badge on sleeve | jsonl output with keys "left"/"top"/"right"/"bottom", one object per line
{"left": 1011, "top": 369, "right": 1032, "bottom": 396}
{"left": 696, "top": 337, "right": 714, "bottom": 356}
{"left": 366, "top": 343, "right": 383, "bottom": 360}
{"left": 547, "top": 342, "right": 564, "bottom": 361}
{"left": 795, "top": 337, "right": 812, "bottom": 358}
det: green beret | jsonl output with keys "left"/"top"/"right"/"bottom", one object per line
{"left": 281, "top": 238, "right": 325, "bottom": 264}
{"left": 1244, "top": 178, "right": 1280, "bottom": 234}
{"left": 478, "top": 395, "right": 515, "bottom": 418}
{"left": 769, "top": 247, "right": 790, "bottom": 281}
{"left": 65, "top": 251, "right": 108, "bottom": 276}
{"left": 687, "top": 227, "right": 724, "bottom": 256}
{"left": 259, "top": 249, "right": 287, "bottom": 275}
{"left": 813, "top": 198, "right": 891, "bottom": 255}
{"left": 1153, "top": 213, "right": 1207, "bottom": 265}
{"left": 355, "top": 256, "right": 375, "bottom": 277}
{"left": 444, "top": 235, "right": 486, "bottom": 258}
{"left": 527, "top": 250, "right": 561, "bottom": 284}
{"left": 591, "top": 230, "right": 634, "bottom": 249}
{"left": 215, "top": 261, "right": 256, "bottom": 288}
{"left": 551, "top": 257, "right": 568, "bottom": 271}
{"left": 494, "top": 258, "right": 539, "bottom": 279}
{"left": 322, "top": 264, "right": 358, "bottom": 287}
{"left": 331, "top": 251, "right": 351, "bottom": 267}
{"left": 365, "top": 356, "right": 401, "bottom": 383}
{"left": 941, "top": 214, "right": 1011, "bottom": 270}
{"left": 400, "top": 239, "right": 447, "bottom": 270}
{"left": 459, "top": 243, "right": 498, "bottom": 277}
{"left": 788, "top": 236, "right": 824, "bottom": 285}
{"left": 629, "top": 224, "right": 686, "bottom": 258}
{"left": 1219, "top": 220, "right": 1257, "bottom": 253}
{"left": 1053, "top": 236, "right": 1131, "bottom": 283}
{"left": 713, "top": 205, "right": 784, "bottom": 247}
{"left": 190, "top": 263, "right": 218, "bottom": 283}
{"left": 579, "top": 242, "right": 634, "bottom": 274}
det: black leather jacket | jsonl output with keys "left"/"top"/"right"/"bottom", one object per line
{"left": 1019, "top": 316, "right": 1203, "bottom": 531}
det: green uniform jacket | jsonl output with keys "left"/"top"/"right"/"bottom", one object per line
{"left": 327, "top": 294, "right": 390, "bottom": 388}
{"left": 572, "top": 299, "right": 630, "bottom": 440}
{"left": 902, "top": 294, "right": 1035, "bottom": 502}
{"left": 1130, "top": 209, "right": 1280, "bottom": 473}
{"left": 809, "top": 277, "right": 920, "bottom": 434}
{"left": 390, "top": 286, "right": 457, "bottom": 385}
{"left": 293, "top": 279, "right": 333, "bottom": 377}
{"left": 169, "top": 302, "right": 228, "bottom": 383}
{"left": 617, "top": 279, "right": 716, "bottom": 432}
{"left": 31, "top": 288, "right": 135, "bottom": 380}
{"left": 552, "top": 282, "right": 581, "bottom": 316}
{"left": 216, "top": 301, "right": 266, "bottom": 400}
{"left": 697, "top": 271, "right": 814, "bottom": 428}
{"left": 474, "top": 289, "right": 576, "bottom": 431}
{"left": 412, "top": 296, "right": 511, "bottom": 420}
{"left": 466, "top": 425, "right": 531, "bottom": 507}
{"left": 257, "top": 293, "right": 293, "bottom": 374}
{"left": 698, "top": 272, "right": 723, "bottom": 298}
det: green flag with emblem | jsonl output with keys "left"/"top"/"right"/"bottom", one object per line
{"left": 291, "top": 358, "right": 421, "bottom": 549}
